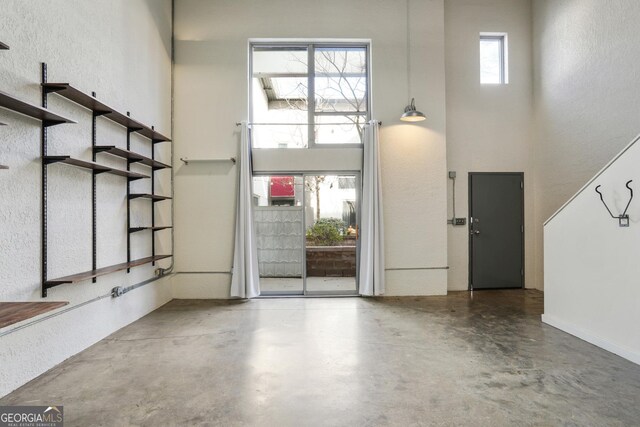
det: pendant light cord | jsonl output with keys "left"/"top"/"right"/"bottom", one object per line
{"left": 406, "top": 0, "right": 411, "bottom": 103}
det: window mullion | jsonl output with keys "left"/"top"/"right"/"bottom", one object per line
{"left": 500, "top": 38, "right": 505, "bottom": 84}
{"left": 308, "top": 44, "right": 316, "bottom": 148}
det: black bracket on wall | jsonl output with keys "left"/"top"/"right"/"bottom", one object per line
{"left": 595, "top": 180, "right": 633, "bottom": 227}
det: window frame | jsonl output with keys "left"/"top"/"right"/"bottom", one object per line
{"left": 249, "top": 41, "right": 372, "bottom": 149}
{"left": 479, "top": 33, "right": 508, "bottom": 85}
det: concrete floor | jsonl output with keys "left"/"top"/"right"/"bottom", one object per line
{"left": 2, "top": 290, "right": 640, "bottom": 426}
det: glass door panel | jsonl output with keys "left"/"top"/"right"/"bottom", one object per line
{"left": 304, "top": 174, "right": 358, "bottom": 294}
{"left": 253, "top": 175, "right": 304, "bottom": 295}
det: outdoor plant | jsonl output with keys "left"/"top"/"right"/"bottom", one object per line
{"left": 306, "top": 218, "right": 345, "bottom": 246}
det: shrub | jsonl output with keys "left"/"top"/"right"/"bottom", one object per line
{"left": 306, "top": 218, "right": 345, "bottom": 246}
{"left": 316, "top": 218, "right": 346, "bottom": 234}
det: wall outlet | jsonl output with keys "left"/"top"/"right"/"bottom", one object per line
{"left": 454, "top": 218, "right": 466, "bottom": 226}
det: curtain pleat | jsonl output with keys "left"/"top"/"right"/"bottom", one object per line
{"left": 230, "top": 122, "right": 260, "bottom": 298}
{"left": 359, "top": 120, "right": 385, "bottom": 296}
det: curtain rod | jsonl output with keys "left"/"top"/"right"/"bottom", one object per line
{"left": 235, "top": 121, "right": 382, "bottom": 126}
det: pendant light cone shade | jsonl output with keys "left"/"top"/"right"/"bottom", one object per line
{"left": 401, "top": 98, "right": 426, "bottom": 122}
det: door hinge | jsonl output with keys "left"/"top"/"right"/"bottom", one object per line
{"left": 521, "top": 181, "right": 524, "bottom": 189}
{"left": 521, "top": 225, "right": 524, "bottom": 233}
{"left": 521, "top": 269, "right": 524, "bottom": 276}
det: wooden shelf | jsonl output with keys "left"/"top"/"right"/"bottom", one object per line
{"left": 129, "top": 193, "right": 172, "bottom": 202}
{"left": 0, "top": 165, "right": 8, "bottom": 170}
{"left": 44, "top": 156, "right": 149, "bottom": 180}
{"left": 135, "top": 124, "right": 171, "bottom": 143}
{"left": 42, "top": 83, "right": 171, "bottom": 142}
{"left": 0, "top": 42, "right": 8, "bottom": 50}
{"left": 0, "top": 90, "right": 76, "bottom": 127}
{"left": 129, "top": 226, "right": 172, "bottom": 233}
{"left": 44, "top": 255, "right": 172, "bottom": 289}
{"left": 0, "top": 302, "right": 68, "bottom": 329}
{"left": 94, "top": 146, "right": 171, "bottom": 170}
{"left": 0, "top": 122, "right": 6, "bottom": 126}
{"left": 43, "top": 83, "right": 112, "bottom": 115}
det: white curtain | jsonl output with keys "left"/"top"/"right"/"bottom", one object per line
{"left": 230, "top": 122, "right": 260, "bottom": 298}
{"left": 359, "top": 120, "right": 385, "bottom": 296}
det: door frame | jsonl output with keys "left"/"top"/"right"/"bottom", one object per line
{"left": 468, "top": 172, "right": 525, "bottom": 291}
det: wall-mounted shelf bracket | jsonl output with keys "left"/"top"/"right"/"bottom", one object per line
{"left": 595, "top": 180, "right": 633, "bottom": 227}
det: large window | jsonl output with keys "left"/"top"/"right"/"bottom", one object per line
{"left": 251, "top": 43, "right": 370, "bottom": 148}
{"left": 480, "top": 33, "right": 508, "bottom": 85}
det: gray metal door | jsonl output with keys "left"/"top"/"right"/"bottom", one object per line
{"left": 469, "top": 173, "right": 524, "bottom": 290}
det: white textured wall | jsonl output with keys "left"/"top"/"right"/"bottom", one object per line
{"left": 543, "top": 136, "right": 640, "bottom": 365}
{"left": 0, "top": 0, "right": 172, "bottom": 397}
{"left": 532, "top": 0, "right": 640, "bottom": 289}
{"left": 445, "top": 0, "right": 534, "bottom": 291}
{"left": 173, "top": 0, "right": 448, "bottom": 297}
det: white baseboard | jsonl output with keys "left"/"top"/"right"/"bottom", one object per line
{"left": 171, "top": 271, "right": 450, "bottom": 298}
{"left": 542, "top": 314, "right": 640, "bottom": 366}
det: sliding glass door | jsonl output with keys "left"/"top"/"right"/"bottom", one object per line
{"left": 253, "top": 173, "right": 359, "bottom": 296}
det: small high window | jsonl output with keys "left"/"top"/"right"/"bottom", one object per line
{"left": 480, "top": 33, "right": 508, "bottom": 84}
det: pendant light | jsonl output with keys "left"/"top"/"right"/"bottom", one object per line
{"left": 400, "top": 0, "right": 426, "bottom": 122}
{"left": 401, "top": 98, "right": 426, "bottom": 122}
